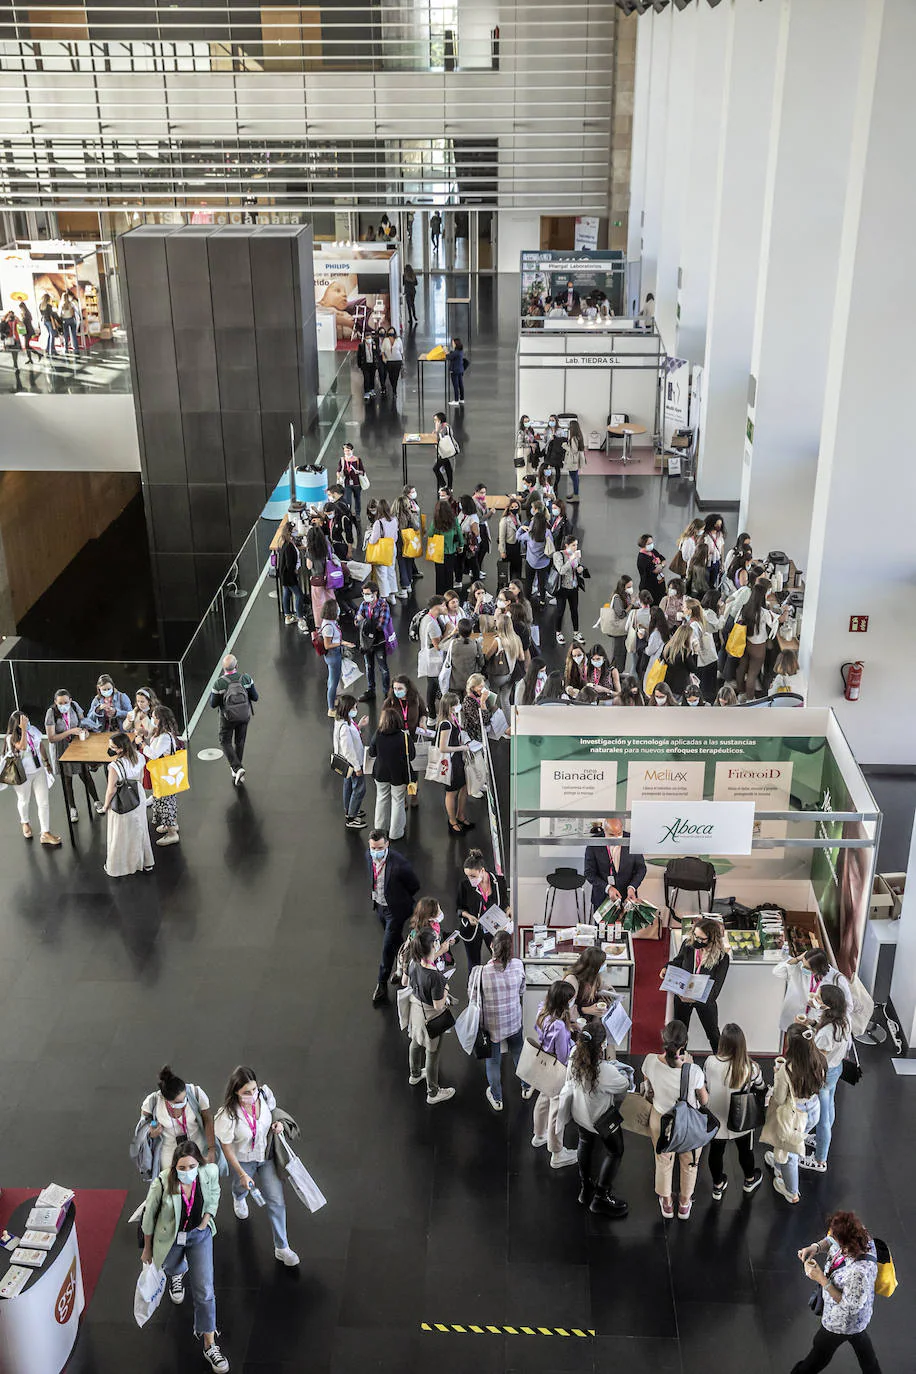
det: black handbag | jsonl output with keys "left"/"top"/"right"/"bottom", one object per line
{"left": 593, "top": 1100, "right": 623, "bottom": 1144}
{"left": 473, "top": 1026, "right": 492, "bottom": 1059}
{"left": 329, "top": 752, "right": 353, "bottom": 777}
{"left": 110, "top": 760, "right": 141, "bottom": 814}
{"left": 426, "top": 1005, "right": 455, "bottom": 1038}
{"left": 727, "top": 1085, "right": 766, "bottom": 1134}
{"left": 808, "top": 1286, "right": 825, "bottom": 1316}
{"left": 840, "top": 1052, "right": 862, "bottom": 1086}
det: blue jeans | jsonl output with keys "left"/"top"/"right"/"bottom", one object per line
{"left": 232, "top": 1158, "right": 289, "bottom": 1250}
{"left": 162, "top": 1224, "right": 216, "bottom": 1336}
{"left": 816, "top": 1063, "right": 843, "bottom": 1163}
{"left": 282, "top": 583, "right": 305, "bottom": 618}
{"left": 364, "top": 646, "right": 390, "bottom": 695}
{"left": 776, "top": 1097, "right": 820, "bottom": 1195}
{"left": 485, "top": 1027, "right": 527, "bottom": 1104}
{"left": 43, "top": 323, "right": 57, "bottom": 356}
{"left": 568, "top": 470, "right": 579, "bottom": 497}
{"left": 325, "top": 646, "right": 343, "bottom": 709}
{"left": 343, "top": 485, "right": 362, "bottom": 520}
{"left": 62, "top": 318, "right": 78, "bottom": 351}
{"left": 343, "top": 772, "right": 366, "bottom": 818}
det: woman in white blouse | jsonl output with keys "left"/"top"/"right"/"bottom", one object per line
{"left": 140, "top": 1064, "right": 218, "bottom": 1170}
{"left": 704, "top": 1023, "right": 764, "bottom": 1200}
{"left": 641, "top": 1020, "right": 709, "bottom": 1220}
{"left": 3, "top": 710, "right": 61, "bottom": 845}
{"left": 735, "top": 579, "right": 778, "bottom": 700}
{"left": 140, "top": 704, "right": 183, "bottom": 847}
{"left": 214, "top": 1066, "right": 299, "bottom": 1267}
{"left": 332, "top": 692, "right": 369, "bottom": 829}
{"left": 368, "top": 499, "right": 400, "bottom": 603}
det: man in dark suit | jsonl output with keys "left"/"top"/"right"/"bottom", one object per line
{"left": 584, "top": 817, "right": 647, "bottom": 914}
{"left": 368, "top": 829, "right": 420, "bottom": 1005}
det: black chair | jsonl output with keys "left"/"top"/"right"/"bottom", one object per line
{"left": 663, "top": 857, "right": 717, "bottom": 921}
{"left": 544, "top": 868, "right": 587, "bottom": 926}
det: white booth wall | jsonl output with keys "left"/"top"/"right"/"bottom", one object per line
{"left": 516, "top": 329, "right": 664, "bottom": 442}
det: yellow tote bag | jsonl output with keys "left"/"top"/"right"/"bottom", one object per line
{"left": 725, "top": 623, "right": 747, "bottom": 658}
{"left": 400, "top": 528, "right": 422, "bottom": 559}
{"left": 645, "top": 660, "right": 667, "bottom": 696}
{"left": 366, "top": 537, "right": 395, "bottom": 566}
{"left": 147, "top": 749, "right": 190, "bottom": 798}
{"left": 425, "top": 344, "right": 447, "bottom": 360}
{"left": 425, "top": 533, "right": 445, "bottom": 564}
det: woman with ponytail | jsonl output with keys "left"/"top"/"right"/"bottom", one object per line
{"left": 558, "top": 1018, "right": 631, "bottom": 1218}
{"left": 762, "top": 1022, "right": 827, "bottom": 1203}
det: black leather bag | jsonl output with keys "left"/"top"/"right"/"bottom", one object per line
{"left": 110, "top": 760, "right": 141, "bottom": 814}
{"left": 473, "top": 1026, "right": 492, "bottom": 1059}
{"left": 727, "top": 1084, "right": 766, "bottom": 1133}
{"left": 426, "top": 1005, "right": 455, "bottom": 1038}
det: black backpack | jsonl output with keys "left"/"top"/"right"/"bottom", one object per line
{"left": 408, "top": 608, "right": 425, "bottom": 642}
{"left": 222, "top": 679, "right": 252, "bottom": 724}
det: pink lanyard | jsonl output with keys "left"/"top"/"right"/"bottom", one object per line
{"left": 181, "top": 1179, "right": 197, "bottom": 1226}
{"left": 398, "top": 702, "right": 409, "bottom": 727}
{"left": 694, "top": 949, "right": 703, "bottom": 975}
{"left": 167, "top": 1102, "right": 188, "bottom": 1136}
{"left": 240, "top": 1102, "right": 258, "bottom": 1148}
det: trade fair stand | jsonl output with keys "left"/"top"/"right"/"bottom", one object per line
{"left": 509, "top": 705, "right": 880, "bottom": 1055}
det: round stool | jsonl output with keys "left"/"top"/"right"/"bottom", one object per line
{"left": 544, "top": 868, "right": 587, "bottom": 926}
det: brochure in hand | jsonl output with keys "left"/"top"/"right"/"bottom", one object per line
{"left": 601, "top": 997, "right": 632, "bottom": 1045}
{"left": 478, "top": 905, "right": 513, "bottom": 937}
{"left": 660, "top": 964, "right": 713, "bottom": 1003}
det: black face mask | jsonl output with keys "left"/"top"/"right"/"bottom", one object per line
{"left": 107, "top": 746, "right": 118, "bottom": 757}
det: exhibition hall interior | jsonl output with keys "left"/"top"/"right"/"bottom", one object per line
{"left": 0, "top": 1, "right": 914, "bottom": 1372}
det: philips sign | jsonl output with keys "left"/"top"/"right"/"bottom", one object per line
{"left": 629, "top": 800, "right": 755, "bottom": 856}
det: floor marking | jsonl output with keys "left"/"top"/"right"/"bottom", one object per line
{"left": 420, "top": 1323, "right": 595, "bottom": 1337}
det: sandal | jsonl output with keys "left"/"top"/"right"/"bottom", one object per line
{"left": 447, "top": 822, "right": 464, "bottom": 836}
{"left": 21, "top": 823, "right": 32, "bottom": 840}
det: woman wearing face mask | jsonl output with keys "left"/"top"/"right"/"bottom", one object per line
{"left": 396, "top": 896, "right": 459, "bottom": 982}
{"left": 687, "top": 599, "right": 719, "bottom": 701}
{"left": 214, "top": 1067, "right": 299, "bottom": 1266}
{"left": 139, "top": 1064, "right": 218, "bottom": 1172}
{"left": 650, "top": 683, "right": 679, "bottom": 706}
{"left": 382, "top": 327, "right": 403, "bottom": 396}
{"left": 563, "top": 642, "right": 588, "bottom": 698}
{"left": 715, "top": 684, "right": 738, "bottom": 706}
{"left": 498, "top": 499, "right": 524, "bottom": 582}
{"left": 4, "top": 710, "right": 61, "bottom": 846}
{"left": 367, "top": 499, "right": 400, "bottom": 605}
{"left": 642, "top": 606, "right": 670, "bottom": 694}
{"left": 519, "top": 506, "right": 553, "bottom": 606}
{"left": 403, "top": 927, "right": 457, "bottom": 1106}
{"left": 563, "top": 419, "right": 586, "bottom": 501}
{"left": 735, "top": 578, "right": 778, "bottom": 701}
{"left": 44, "top": 687, "right": 99, "bottom": 823}
{"left": 552, "top": 536, "right": 585, "bottom": 646}
{"left": 382, "top": 673, "right": 427, "bottom": 806}
{"left": 140, "top": 704, "right": 183, "bottom": 847}
{"left": 682, "top": 678, "right": 705, "bottom": 707}
{"left": 99, "top": 731, "right": 154, "bottom": 876}
{"left": 558, "top": 1018, "right": 631, "bottom": 1217}
{"left": 547, "top": 496, "right": 569, "bottom": 554}
{"left": 637, "top": 534, "right": 666, "bottom": 604}
{"left": 801, "top": 984, "right": 852, "bottom": 1174}
{"left": 584, "top": 644, "right": 618, "bottom": 697}
{"left": 84, "top": 673, "right": 131, "bottom": 732}
{"left": 703, "top": 513, "right": 727, "bottom": 584}
{"left": 394, "top": 486, "right": 421, "bottom": 596}
{"left": 531, "top": 981, "right": 579, "bottom": 1168}
{"left": 140, "top": 1136, "right": 228, "bottom": 1372}
{"left": 333, "top": 693, "right": 369, "bottom": 829}
{"left": 514, "top": 655, "right": 547, "bottom": 706}
{"left": 665, "top": 916, "right": 730, "bottom": 1049}
{"left": 660, "top": 577, "right": 686, "bottom": 629}
{"left": 367, "top": 705, "right": 414, "bottom": 842}
{"left": 606, "top": 574, "right": 635, "bottom": 673}
{"left": 435, "top": 691, "right": 470, "bottom": 836}
{"left": 763, "top": 1024, "right": 827, "bottom": 1204}
{"left": 124, "top": 687, "right": 159, "bottom": 745}
{"left": 659, "top": 622, "right": 697, "bottom": 698}
{"left": 642, "top": 1020, "right": 709, "bottom": 1220}
{"left": 456, "top": 848, "right": 509, "bottom": 970}
{"left": 474, "top": 929, "right": 532, "bottom": 1112}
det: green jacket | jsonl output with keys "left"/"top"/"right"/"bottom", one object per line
{"left": 442, "top": 519, "right": 464, "bottom": 557}
{"left": 142, "top": 1163, "right": 220, "bottom": 1269}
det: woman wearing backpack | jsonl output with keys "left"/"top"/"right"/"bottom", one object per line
{"left": 433, "top": 412, "right": 458, "bottom": 490}
{"left": 641, "top": 1020, "right": 709, "bottom": 1220}
{"left": 704, "top": 1023, "right": 764, "bottom": 1200}
{"left": 99, "top": 732, "right": 154, "bottom": 877}
{"left": 558, "top": 1018, "right": 631, "bottom": 1217}
{"left": 139, "top": 1064, "right": 219, "bottom": 1171}
{"left": 762, "top": 1022, "right": 827, "bottom": 1204}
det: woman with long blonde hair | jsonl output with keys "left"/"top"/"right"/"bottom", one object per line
{"left": 664, "top": 917, "right": 730, "bottom": 1049}
{"left": 659, "top": 621, "right": 697, "bottom": 698}
{"left": 483, "top": 611, "right": 523, "bottom": 715}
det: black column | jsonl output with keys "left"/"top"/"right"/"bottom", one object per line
{"left": 120, "top": 223, "right": 318, "bottom": 624}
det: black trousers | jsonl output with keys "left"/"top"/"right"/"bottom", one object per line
{"left": 708, "top": 1132, "right": 756, "bottom": 1184}
{"left": 577, "top": 1125, "right": 624, "bottom": 1190}
{"left": 60, "top": 762, "right": 99, "bottom": 813}
{"left": 360, "top": 363, "right": 376, "bottom": 394}
{"left": 433, "top": 456, "right": 454, "bottom": 491}
{"left": 556, "top": 587, "right": 579, "bottom": 632}
{"left": 673, "top": 995, "right": 720, "bottom": 1050}
{"left": 376, "top": 904, "right": 405, "bottom": 985}
{"left": 790, "top": 1326, "right": 882, "bottom": 1374}
{"left": 218, "top": 720, "right": 248, "bottom": 772}
{"left": 610, "top": 635, "right": 627, "bottom": 673}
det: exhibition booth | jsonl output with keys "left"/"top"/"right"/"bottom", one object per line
{"left": 0, "top": 240, "right": 112, "bottom": 340}
{"left": 520, "top": 249, "right": 626, "bottom": 319}
{"left": 510, "top": 706, "right": 879, "bottom": 1054}
{"left": 312, "top": 244, "right": 401, "bottom": 351}
{"left": 516, "top": 325, "right": 666, "bottom": 451}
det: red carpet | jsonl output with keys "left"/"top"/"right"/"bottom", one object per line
{"left": 630, "top": 935, "right": 670, "bottom": 1054}
{"left": 0, "top": 1188, "right": 127, "bottom": 1308}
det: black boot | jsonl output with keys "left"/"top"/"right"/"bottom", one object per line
{"left": 589, "top": 1188, "right": 628, "bottom": 1219}
{"left": 372, "top": 982, "right": 388, "bottom": 1005}
{"left": 577, "top": 1179, "right": 594, "bottom": 1207}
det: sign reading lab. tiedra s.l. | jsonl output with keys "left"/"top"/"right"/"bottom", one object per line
{"left": 629, "top": 800, "right": 756, "bottom": 856}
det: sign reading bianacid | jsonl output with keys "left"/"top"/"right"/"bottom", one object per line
{"left": 629, "top": 800, "right": 756, "bottom": 856}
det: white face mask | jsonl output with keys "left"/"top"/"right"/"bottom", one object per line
{"left": 645, "top": 542, "right": 654, "bottom": 552}
{"left": 101, "top": 686, "right": 113, "bottom": 697}
{"left": 572, "top": 653, "right": 584, "bottom": 663}
{"left": 590, "top": 658, "right": 603, "bottom": 668}
{"left": 654, "top": 696, "right": 667, "bottom": 706}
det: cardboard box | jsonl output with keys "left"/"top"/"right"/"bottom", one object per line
{"left": 870, "top": 873, "right": 905, "bottom": 920}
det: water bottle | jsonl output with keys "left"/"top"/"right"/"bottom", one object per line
{"left": 248, "top": 1186, "right": 266, "bottom": 1208}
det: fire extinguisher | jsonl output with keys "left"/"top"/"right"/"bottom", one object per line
{"left": 841, "top": 661, "right": 863, "bottom": 701}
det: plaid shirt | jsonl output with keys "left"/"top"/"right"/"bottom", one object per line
{"left": 478, "top": 958, "right": 525, "bottom": 1042}
{"left": 356, "top": 598, "right": 393, "bottom": 649}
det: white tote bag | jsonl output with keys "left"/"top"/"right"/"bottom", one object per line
{"left": 275, "top": 1134, "right": 327, "bottom": 1213}
{"left": 134, "top": 1263, "right": 167, "bottom": 1328}
{"left": 396, "top": 985, "right": 412, "bottom": 1030}
{"left": 455, "top": 966, "right": 483, "bottom": 1054}
{"left": 425, "top": 744, "right": 453, "bottom": 786}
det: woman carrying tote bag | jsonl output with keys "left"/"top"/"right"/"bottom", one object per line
{"left": 99, "top": 732, "right": 154, "bottom": 878}
{"left": 704, "top": 1023, "right": 764, "bottom": 1200}
{"left": 762, "top": 1023, "right": 826, "bottom": 1205}
{"left": 527, "top": 981, "right": 578, "bottom": 1169}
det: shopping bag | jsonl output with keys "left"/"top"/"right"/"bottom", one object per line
{"left": 486, "top": 708, "right": 509, "bottom": 740}
{"left": 644, "top": 659, "right": 667, "bottom": 695}
{"left": 134, "top": 1263, "right": 167, "bottom": 1327}
{"left": 397, "top": 985, "right": 412, "bottom": 1031}
{"left": 725, "top": 623, "right": 747, "bottom": 658}
{"left": 425, "top": 534, "right": 445, "bottom": 564}
{"left": 619, "top": 1093, "right": 653, "bottom": 1137}
{"left": 425, "top": 744, "right": 453, "bottom": 786}
{"left": 340, "top": 656, "right": 363, "bottom": 690}
{"left": 146, "top": 749, "right": 190, "bottom": 798}
{"left": 347, "top": 559, "right": 371, "bottom": 582}
{"left": 358, "top": 472, "right": 371, "bottom": 490}
{"left": 400, "top": 527, "right": 422, "bottom": 559}
{"left": 455, "top": 998, "right": 481, "bottom": 1055}
{"left": 326, "top": 558, "right": 345, "bottom": 591}
{"left": 515, "top": 1036, "right": 566, "bottom": 1098}
{"left": 437, "top": 654, "right": 452, "bottom": 694}
{"left": 275, "top": 1134, "right": 327, "bottom": 1213}
{"left": 464, "top": 748, "right": 488, "bottom": 798}
{"left": 366, "top": 537, "right": 395, "bottom": 566}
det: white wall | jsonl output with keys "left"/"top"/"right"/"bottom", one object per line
{"left": 498, "top": 212, "right": 541, "bottom": 273}
{"left": 0, "top": 394, "right": 140, "bottom": 471}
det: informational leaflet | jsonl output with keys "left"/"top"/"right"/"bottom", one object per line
{"left": 478, "top": 905, "right": 512, "bottom": 937}
{"left": 601, "top": 997, "right": 632, "bottom": 1045}
{"left": 660, "top": 964, "right": 713, "bottom": 1003}
{"left": 539, "top": 759, "right": 619, "bottom": 857}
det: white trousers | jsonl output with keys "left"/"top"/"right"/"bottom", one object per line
{"left": 12, "top": 767, "right": 51, "bottom": 832}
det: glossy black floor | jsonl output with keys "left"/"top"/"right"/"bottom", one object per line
{"left": 1, "top": 276, "right": 913, "bottom": 1374}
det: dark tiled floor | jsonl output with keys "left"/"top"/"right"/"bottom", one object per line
{"left": 0, "top": 275, "right": 913, "bottom": 1374}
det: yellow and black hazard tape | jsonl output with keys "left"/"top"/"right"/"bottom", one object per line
{"left": 421, "top": 1322, "right": 595, "bottom": 1338}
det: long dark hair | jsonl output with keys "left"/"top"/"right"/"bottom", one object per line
{"left": 816, "top": 984, "right": 850, "bottom": 1043}
{"left": 565, "top": 947, "right": 605, "bottom": 1004}
{"left": 110, "top": 731, "right": 138, "bottom": 765}
{"left": 613, "top": 573, "right": 632, "bottom": 608}
{"left": 432, "top": 500, "right": 455, "bottom": 534}
{"left": 223, "top": 1065, "right": 258, "bottom": 1121}
{"left": 490, "top": 930, "right": 513, "bottom": 969}
{"left": 305, "top": 524, "right": 329, "bottom": 562}
{"left": 538, "top": 671, "right": 567, "bottom": 703}
{"left": 167, "top": 1136, "right": 205, "bottom": 1193}
{"left": 738, "top": 578, "right": 771, "bottom": 630}
{"left": 648, "top": 606, "right": 670, "bottom": 642}
{"left": 519, "top": 656, "right": 546, "bottom": 705}
{"left": 715, "top": 1024, "right": 752, "bottom": 1091}
{"left": 529, "top": 509, "right": 547, "bottom": 542}
{"left": 153, "top": 705, "right": 180, "bottom": 739}
{"left": 535, "top": 980, "right": 575, "bottom": 1032}
{"left": 616, "top": 674, "right": 645, "bottom": 706}
{"left": 6, "top": 710, "right": 26, "bottom": 743}
{"left": 569, "top": 1017, "right": 607, "bottom": 1094}
{"left": 377, "top": 705, "right": 402, "bottom": 735}
{"left": 783, "top": 1024, "right": 827, "bottom": 1099}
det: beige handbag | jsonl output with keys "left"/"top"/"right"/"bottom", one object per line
{"left": 619, "top": 1092, "right": 653, "bottom": 1137}
{"left": 515, "top": 1036, "right": 567, "bottom": 1098}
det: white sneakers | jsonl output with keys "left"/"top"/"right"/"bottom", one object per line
{"left": 232, "top": 1194, "right": 249, "bottom": 1220}
{"left": 549, "top": 1148, "right": 578, "bottom": 1170}
{"left": 427, "top": 1087, "right": 455, "bottom": 1105}
{"left": 772, "top": 1174, "right": 799, "bottom": 1204}
{"left": 274, "top": 1246, "right": 300, "bottom": 1266}
{"left": 531, "top": 1133, "right": 548, "bottom": 1148}
{"left": 408, "top": 1071, "right": 426, "bottom": 1086}
{"left": 203, "top": 1343, "right": 230, "bottom": 1371}
{"left": 485, "top": 1087, "right": 503, "bottom": 1112}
